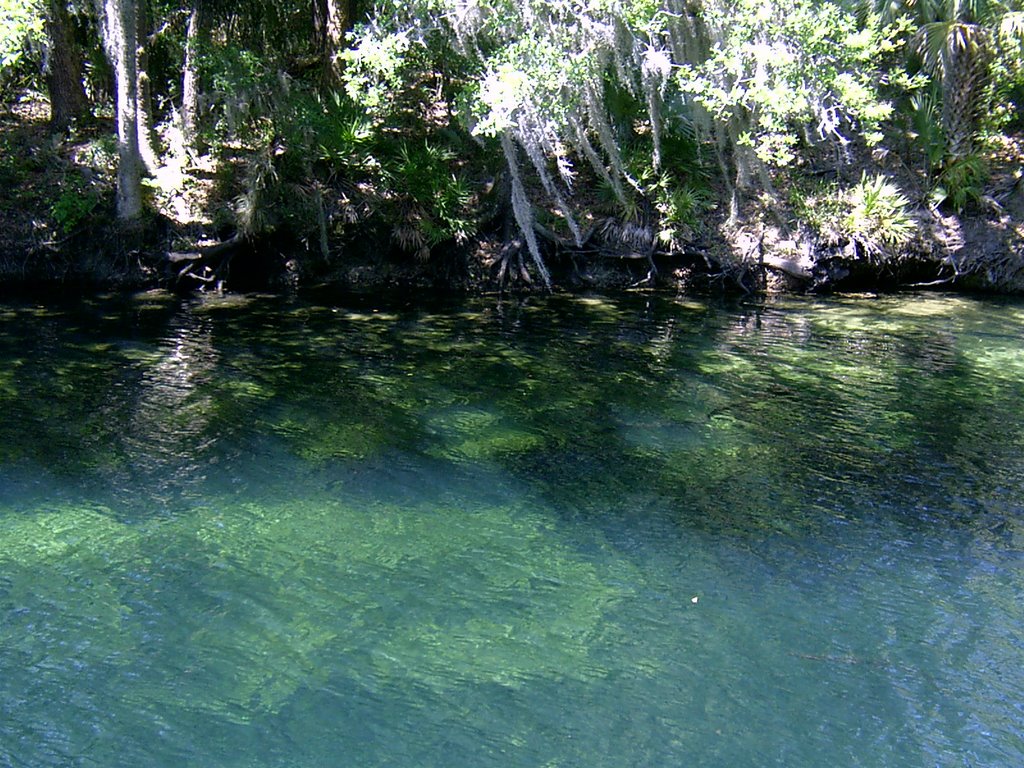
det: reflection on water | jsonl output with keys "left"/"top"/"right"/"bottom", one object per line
{"left": 0, "top": 291, "right": 1022, "bottom": 767}
{"left": 119, "top": 312, "right": 220, "bottom": 508}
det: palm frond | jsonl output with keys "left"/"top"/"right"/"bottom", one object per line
{"left": 998, "top": 11, "right": 1024, "bottom": 46}
{"left": 916, "top": 20, "right": 985, "bottom": 75}
{"left": 917, "top": 21, "right": 955, "bottom": 74}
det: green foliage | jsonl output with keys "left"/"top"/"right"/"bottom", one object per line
{"left": 654, "top": 181, "right": 713, "bottom": 246}
{"left": 604, "top": 128, "right": 713, "bottom": 246}
{"left": 986, "top": 47, "right": 1024, "bottom": 129}
{"left": 312, "top": 94, "right": 375, "bottom": 168}
{"left": 212, "top": 69, "right": 480, "bottom": 254}
{"left": 233, "top": 146, "right": 279, "bottom": 236}
{"left": 907, "top": 89, "right": 946, "bottom": 177}
{"left": 933, "top": 153, "right": 988, "bottom": 212}
{"left": 793, "top": 173, "right": 915, "bottom": 261}
{"left": 77, "top": 133, "right": 118, "bottom": 168}
{"left": 200, "top": 43, "right": 281, "bottom": 142}
{"left": 336, "top": 0, "right": 922, "bottom": 277}
{"left": 51, "top": 174, "right": 102, "bottom": 233}
{"left": 0, "top": 133, "right": 24, "bottom": 190}
{"left": 0, "top": 0, "right": 43, "bottom": 71}
{"left": 875, "top": 0, "right": 1024, "bottom": 163}
{"left": 843, "top": 173, "right": 915, "bottom": 259}
{"left": 3, "top": 0, "right": 1019, "bottom": 283}
{"left": 383, "top": 139, "right": 476, "bottom": 253}
{"left": 269, "top": 88, "right": 375, "bottom": 179}
{"left": 788, "top": 178, "right": 846, "bottom": 239}
{"left": 339, "top": 23, "right": 417, "bottom": 118}
{"left": 984, "top": 12, "right": 1024, "bottom": 128}
{"left": 676, "top": 0, "right": 900, "bottom": 166}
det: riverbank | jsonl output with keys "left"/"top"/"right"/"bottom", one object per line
{"left": 3, "top": 98, "right": 1023, "bottom": 296}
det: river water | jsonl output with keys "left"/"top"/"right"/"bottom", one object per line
{"left": 1, "top": 290, "right": 1021, "bottom": 767}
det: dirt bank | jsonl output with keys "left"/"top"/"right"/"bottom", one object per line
{"left": 2, "top": 99, "right": 1022, "bottom": 297}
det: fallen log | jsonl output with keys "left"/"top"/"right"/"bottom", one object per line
{"left": 761, "top": 253, "right": 813, "bottom": 280}
{"left": 166, "top": 235, "right": 245, "bottom": 291}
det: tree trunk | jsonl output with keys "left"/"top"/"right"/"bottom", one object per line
{"left": 313, "top": 0, "right": 352, "bottom": 85}
{"left": 101, "top": 0, "right": 143, "bottom": 220}
{"left": 135, "top": 0, "right": 161, "bottom": 173}
{"left": 45, "top": 0, "right": 89, "bottom": 131}
{"left": 181, "top": 3, "right": 202, "bottom": 151}
{"left": 942, "top": 27, "right": 987, "bottom": 162}
{"left": 326, "top": 0, "right": 351, "bottom": 49}
{"left": 312, "top": 0, "right": 326, "bottom": 51}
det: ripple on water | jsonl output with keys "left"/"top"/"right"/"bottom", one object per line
{"left": 0, "top": 292, "right": 1022, "bottom": 767}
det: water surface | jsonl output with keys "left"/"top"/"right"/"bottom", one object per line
{"left": 1, "top": 291, "right": 1022, "bottom": 766}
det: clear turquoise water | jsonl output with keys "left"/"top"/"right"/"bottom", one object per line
{"left": 0, "top": 291, "right": 1022, "bottom": 767}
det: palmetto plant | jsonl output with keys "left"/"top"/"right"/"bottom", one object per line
{"left": 843, "top": 172, "right": 915, "bottom": 260}
{"left": 919, "top": 1, "right": 993, "bottom": 161}
{"left": 875, "top": 0, "right": 1024, "bottom": 162}
{"left": 908, "top": 89, "right": 946, "bottom": 178}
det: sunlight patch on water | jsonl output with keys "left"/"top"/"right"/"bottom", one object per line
{"left": 0, "top": 482, "right": 642, "bottom": 727}
{"left": 0, "top": 503, "right": 136, "bottom": 561}
{"left": 343, "top": 311, "right": 401, "bottom": 322}
{"left": 963, "top": 344, "right": 1024, "bottom": 382}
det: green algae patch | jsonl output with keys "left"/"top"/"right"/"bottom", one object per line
{"left": 884, "top": 296, "right": 976, "bottom": 318}
{"left": 0, "top": 368, "right": 16, "bottom": 398}
{"left": 278, "top": 417, "right": 388, "bottom": 460}
{"left": 424, "top": 407, "right": 545, "bottom": 462}
{"left": 270, "top": 394, "right": 412, "bottom": 461}
{"left": 0, "top": 505, "right": 144, "bottom": 675}
{"left": 191, "top": 294, "right": 259, "bottom": 312}
{"left": 174, "top": 492, "right": 636, "bottom": 719}
{"left": 221, "top": 377, "right": 273, "bottom": 400}
{"left": 963, "top": 344, "right": 1024, "bottom": 383}
{"left": 0, "top": 504, "right": 138, "bottom": 562}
